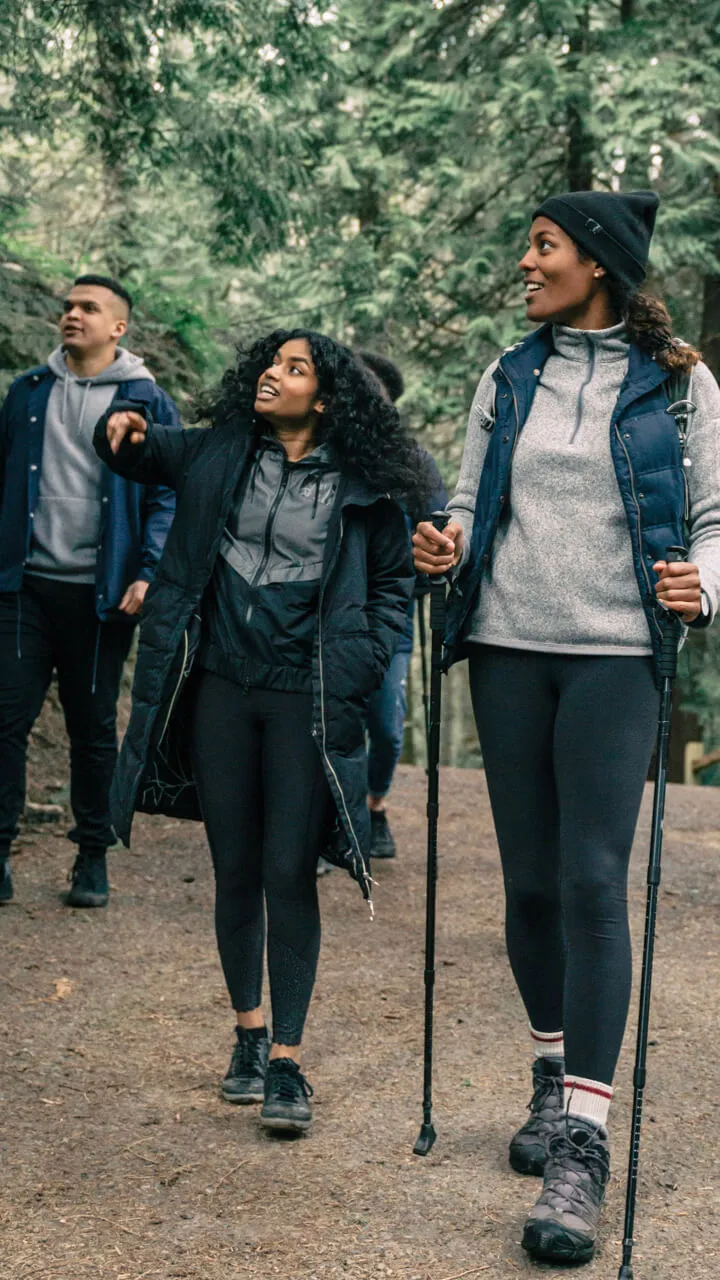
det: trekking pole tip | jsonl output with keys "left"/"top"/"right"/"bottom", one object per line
{"left": 413, "top": 1122, "right": 437, "bottom": 1156}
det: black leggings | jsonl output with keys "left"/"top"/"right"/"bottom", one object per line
{"left": 190, "top": 671, "right": 333, "bottom": 1045}
{"left": 468, "top": 646, "right": 659, "bottom": 1085}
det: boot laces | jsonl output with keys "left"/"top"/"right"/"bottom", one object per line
{"left": 231, "top": 1034, "right": 264, "bottom": 1074}
{"left": 528, "top": 1072, "right": 563, "bottom": 1115}
{"left": 544, "top": 1128, "right": 610, "bottom": 1204}
{"left": 269, "top": 1060, "right": 313, "bottom": 1102}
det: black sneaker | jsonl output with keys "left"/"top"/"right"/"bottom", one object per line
{"left": 221, "top": 1026, "right": 270, "bottom": 1104}
{"left": 66, "top": 849, "right": 109, "bottom": 908}
{"left": 260, "top": 1058, "right": 313, "bottom": 1133}
{"left": 522, "top": 1116, "right": 610, "bottom": 1265}
{"left": 509, "top": 1056, "right": 564, "bottom": 1176}
{"left": 0, "top": 859, "right": 13, "bottom": 904}
{"left": 369, "top": 810, "right": 396, "bottom": 859}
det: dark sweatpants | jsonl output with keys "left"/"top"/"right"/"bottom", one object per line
{"left": 0, "top": 578, "right": 134, "bottom": 854}
{"left": 468, "top": 645, "right": 659, "bottom": 1086}
{"left": 190, "top": 670, "right": 333, "bottom": 1046}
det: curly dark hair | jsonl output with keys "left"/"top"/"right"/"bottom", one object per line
{"left": 195, "top": 328, "right": 429, "bottom": 508}
{"left": 574, "top": 248, "right": 701, "bottom": 375}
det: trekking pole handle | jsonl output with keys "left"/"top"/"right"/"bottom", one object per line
{"left": 428, "top": 511, "right": 450, "bottom": 630}
{"left": 658, "top": 545, "right": 687, "bottom": 679}
{"left": 430, "top": 510, "right": 450, "bottom": 538}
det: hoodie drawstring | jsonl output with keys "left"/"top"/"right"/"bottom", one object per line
{"left": 78, "top": 380, "right": 92, "bottom": 435}
{"left": 60, "top": 371, "right": 92, "bottom": 433}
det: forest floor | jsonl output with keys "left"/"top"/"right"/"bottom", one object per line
{"left": 1, "top": 691, "right": 718, "bottom": 1280}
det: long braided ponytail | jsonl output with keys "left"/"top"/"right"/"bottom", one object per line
{"left": 605, "top": 279, "right": 701, "bottom": 375}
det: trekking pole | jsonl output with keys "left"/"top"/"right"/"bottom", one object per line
{"left": 416, "top": 590, "right": 431, "bottom": 755}
{"left": 618, "top": 546, "right": 687, "bottom": 1280}
{"left": 414, "top": 511, "right": 450, "bottom": 1157}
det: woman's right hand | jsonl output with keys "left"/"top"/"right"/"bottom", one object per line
{"left": 412, "top": 519, "right": 465, "bottom": 575}
{"left": 106, "top": 409, "right": 148, "bottom": 454}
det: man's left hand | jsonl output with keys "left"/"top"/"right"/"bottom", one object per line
{"left": 653, "top": 560, "right": 702, "bottom": 623}
{"left": 119, "top": 579, "right": 149, "bottom": 616}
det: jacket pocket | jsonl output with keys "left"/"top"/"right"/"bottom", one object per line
{"left": 342, "top": 631, "right": 386, "bottom": 699}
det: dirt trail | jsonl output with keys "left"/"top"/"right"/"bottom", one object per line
{"left": 1, "top": 700, "right": 718, "bottom": 1279}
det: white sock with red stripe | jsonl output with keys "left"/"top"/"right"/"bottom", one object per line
{"left": 530, "top": 1026, "right": 565, "bottom": 1062}
{"left": 564, "top": 1074, "right": 613, "bottom": 1128}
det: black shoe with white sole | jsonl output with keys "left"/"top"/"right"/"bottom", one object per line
{"left": 221, "top": 1026, "right": 270, "bottom": 1104}
{"left": 260, "top": 1058, "right": 313, "bottom": 1133}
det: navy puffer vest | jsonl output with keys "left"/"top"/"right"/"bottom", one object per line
{"left": 445, "top": 324, "right": 687, "bottom": 678}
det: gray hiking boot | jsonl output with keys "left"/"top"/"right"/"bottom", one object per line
{"left": 522, "top": 1116, "right": 610, "bottom": 1265}
{"left": 509, "top": 1056, "right": 564, "bottom": 1176}
{"left": 221, "top": 1026, "right": 270, "bottom": 1104}
{"left": 260, "top": 1058, "right": 313, "bottom": 1133}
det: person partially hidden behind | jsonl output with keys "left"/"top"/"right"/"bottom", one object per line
{"left": 358, "top": 352, "right": 447, "bottom": 861}
{"left": 0, "top": 275, "right": 179, "bottom": 907}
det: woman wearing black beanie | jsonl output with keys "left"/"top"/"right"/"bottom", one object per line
{"left": 414, "top": 190, "right": 720, "bottom": 1264}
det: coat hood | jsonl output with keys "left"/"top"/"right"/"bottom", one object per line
{"left": 47, "top": 345, "right": 155, "bottom": 386}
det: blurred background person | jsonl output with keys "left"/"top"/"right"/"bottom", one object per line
{"left": 0, "top": 275, "right": 178, "bottom": 908}
{"left": 358, "top": 351, "right": 447, "bottom": 862}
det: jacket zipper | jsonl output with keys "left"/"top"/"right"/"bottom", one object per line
{"left": 676, "top": 415, "right": 691, "bottom": 522}
{"left": 316, "top": 511, "right": 373, "bottom": 911}
{"left": 571, "top": 341, "right": 595, "bottom": 441}
{"left": 159, "top": 627, "right": 189, "bottom": 743}
{"left": 614, "top": 423, "right": 662, "bottom": 642}
{"left": 245, "top": 458, "right": 290, "bottom": 623}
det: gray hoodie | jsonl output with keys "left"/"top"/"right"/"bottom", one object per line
{"left": 26, "top": 346, "right": 155, "bottom": 583}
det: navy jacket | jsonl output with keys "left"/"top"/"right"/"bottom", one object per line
{"left": 92, "top": 410, "right": 414, "bottom": 902}
{"left": 0, "top": 366, "right": 179, "bottom": 620}
{"left": 446, "top": 325, "right": 687, "bottom": 678}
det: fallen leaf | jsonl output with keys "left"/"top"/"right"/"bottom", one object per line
{"left": 50, "top": 977, "right": 74, "bottom": 1000}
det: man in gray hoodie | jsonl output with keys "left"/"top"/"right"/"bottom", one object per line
{"left": 0, "top": 275, "right": 179, "bottom": 907}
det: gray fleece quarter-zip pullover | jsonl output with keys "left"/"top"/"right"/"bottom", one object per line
{"left": 448, "top": 323, "right": 720, "bottom": 654}
{"left": 26, "top": 346, "right": 155, "bottom": 583}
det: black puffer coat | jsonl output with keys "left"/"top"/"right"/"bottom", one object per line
{"left": 93, "top": 410, "right": 414, "bottom": 902}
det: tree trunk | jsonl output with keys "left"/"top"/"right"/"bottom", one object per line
{"left": 700, "top": 273, "right": 720, "bottom": 379}
{"left": 566, "top": 5, "right": 593, "bottom": 190}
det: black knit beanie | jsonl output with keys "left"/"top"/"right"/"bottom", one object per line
{"left": 532, "top": 190, "right": 659, "bottom": 290}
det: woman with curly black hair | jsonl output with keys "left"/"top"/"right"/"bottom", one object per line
{"left": 414, "top": 192, "right": 720, "bottom": 1263}
{"left": 94, "top": 329, "right": 420, "bottom": 1134}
